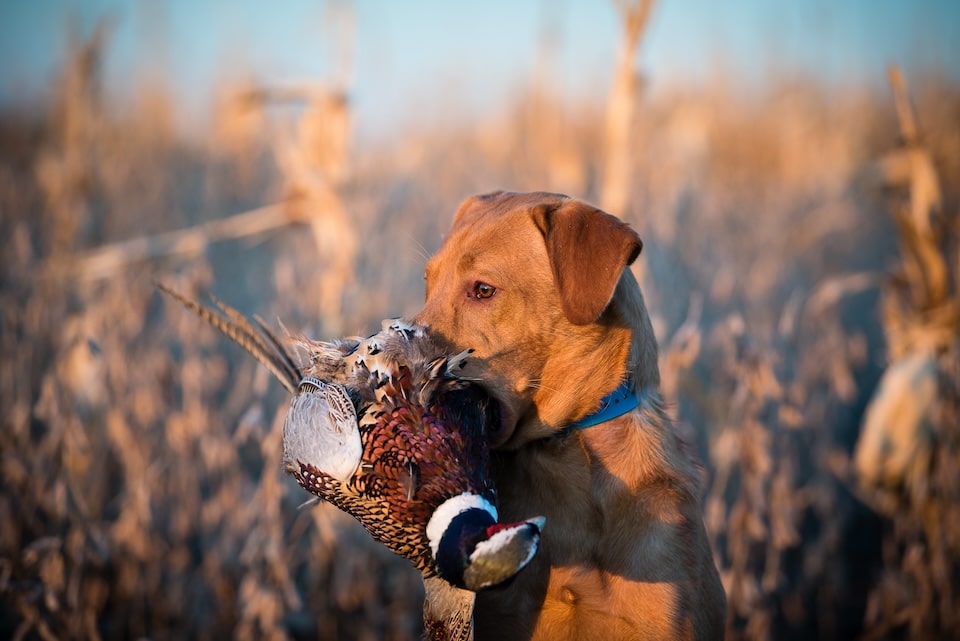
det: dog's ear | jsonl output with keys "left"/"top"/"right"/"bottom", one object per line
{"left": 531, "top": 199, "right": 642, "bottom": 326}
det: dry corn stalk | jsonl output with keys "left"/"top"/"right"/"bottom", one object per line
{"left": 856, "top": 65, "right": 960, "bottom": 640}
{"left": 600, "top": 0, "right": 655, "bottom": 217}
{"left": 273, "top": 86, "right": 356, "bottom": 335}
{"left": 855, "top": 66, "right": 958, "bottom": 493}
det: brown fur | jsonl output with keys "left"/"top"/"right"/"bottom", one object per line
{"left": 415, "top": 191, "right": 726, "bottom": 640}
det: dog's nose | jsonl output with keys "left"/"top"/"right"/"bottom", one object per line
{"left": 413, "top": 308, "right": 456, "bottom": 352}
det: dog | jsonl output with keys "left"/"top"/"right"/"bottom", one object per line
{"left": 415, "top": 191, "right": 726, "bottom": 640}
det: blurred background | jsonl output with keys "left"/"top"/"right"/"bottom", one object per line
{"left": 1, "top": 1, "right": 958, "bottom": 639}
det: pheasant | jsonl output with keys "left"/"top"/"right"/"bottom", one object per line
{"left": 158, "top": 284, "right": 544, "bottom": 638}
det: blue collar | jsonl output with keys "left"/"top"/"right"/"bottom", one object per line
{"left": 569, "top": 380, "right": 641, "bottom": 429}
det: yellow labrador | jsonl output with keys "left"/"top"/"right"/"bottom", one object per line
{"left": 416, "top": 191, "right": 725, "bottom": 640}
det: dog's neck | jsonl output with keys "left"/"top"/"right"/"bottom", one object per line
{"left": 566, "top": 379, "right": 645, "bottom": 430}
{"left": 492, "top": 387, "right": 700, "bottom": 535}
{"left": 564, "top": 270, "right": 661, "bottom": 425}
{"left": 577, "top": 394, "right": 701, "bottom": 507}
{"left": 504, "top": 270, "right": 662, "bottom": 448}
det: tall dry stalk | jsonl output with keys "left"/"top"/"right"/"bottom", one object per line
{"left": 276, "top": 87, "right": 356, "bottom": 336}
{"left": 600, "top": 0, "right": 655, "bottom": 217}
{"left": 856, "top": 66, "right": 960, "bottom": 641}
{"left": 34, "top": 19, "right": 111, "bottom": 256}
{"left": 216, "top": 2, "right": 357, "bottom": 336}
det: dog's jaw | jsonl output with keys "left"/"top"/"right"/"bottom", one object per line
{"left": 412, "top": 336, "right": 528, "bottom": 449}
{"left": 416, "top": 318, "right": 635, "bottom": 450}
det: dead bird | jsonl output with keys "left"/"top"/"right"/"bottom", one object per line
{"left": 157, "top": 284, "right": 543, "bottom": 637}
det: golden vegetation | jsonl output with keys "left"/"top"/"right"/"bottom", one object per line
{"left": 2, "top": 17, "right": 959, "bottom": 641}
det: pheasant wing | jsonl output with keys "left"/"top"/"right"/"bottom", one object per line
{"left": 282, "top": 377, "right": 362, "bottom": 482}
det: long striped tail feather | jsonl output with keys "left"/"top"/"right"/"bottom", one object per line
{"left": 156, "top": 281, "right": 301, "bottom": 393}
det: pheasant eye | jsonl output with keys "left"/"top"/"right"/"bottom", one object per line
{"left": 473, "top": 282, "right": 496, "bottom": 299}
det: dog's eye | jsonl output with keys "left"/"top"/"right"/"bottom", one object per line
{"left": 473, "top": 282, "right": 497, "bottom": 300}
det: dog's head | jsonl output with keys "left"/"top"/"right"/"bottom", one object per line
{"left": 416, "top": 191, "right": 660, "bottom": 449}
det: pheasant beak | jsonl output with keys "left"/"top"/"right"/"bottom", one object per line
{"left": 427, "top": 493, "right": 544, "bottom": 591}
{"left": 461, "top": 516, "right": 544, "bottom": 591}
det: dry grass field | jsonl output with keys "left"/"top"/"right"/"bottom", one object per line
{"left": 2, "top": 16, "right": 959, "bottom": 641}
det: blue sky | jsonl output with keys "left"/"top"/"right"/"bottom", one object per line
{"left": 1, "top": 1, "right": 958, "bottom": 142}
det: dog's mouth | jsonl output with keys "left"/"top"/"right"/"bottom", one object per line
{"left": 470, "top": 380, "right": 521, "bottom": 449}
{"left": 483, "top": 392, "right": 510, "bottom": 446}
{"left": 415, "top": 327, "right": 516, "bottom": 446}
{"left": 439, "top": 383, "right": 509, "bottom": 447}
{"left": 483, "top": 390, "right": 515, "bottom": 448}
